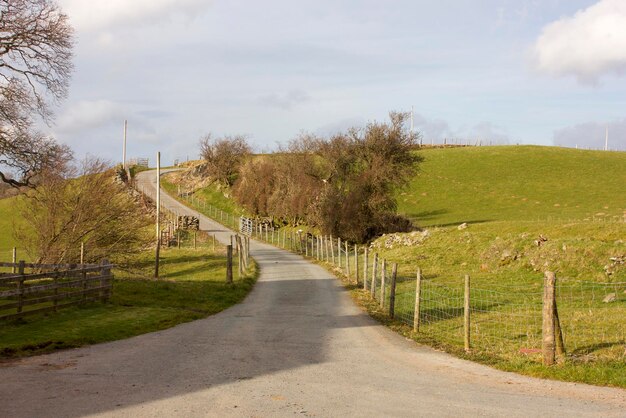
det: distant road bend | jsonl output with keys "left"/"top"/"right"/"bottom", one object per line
{"left": 0, "top": 170, "right": 623, "bottom": 417}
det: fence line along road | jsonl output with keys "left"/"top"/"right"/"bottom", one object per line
{"left": 1, "top": 169, "right": 620, "bottom": 417}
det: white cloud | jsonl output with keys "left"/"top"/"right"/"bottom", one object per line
{"left": 56, "top": 100, "right": 126, "bottom": 134}
{"left": 59, "top": 0, "right": 210, "bottom": 31}
{"left": 532, "top": 0, "right": 626, "bottom": 83}
{"left": 257, "top": 90, "right": 311, "bottom": 110}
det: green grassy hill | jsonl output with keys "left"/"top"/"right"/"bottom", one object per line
{"left": 399, "top": 146, "right": 625, "bottom": 227}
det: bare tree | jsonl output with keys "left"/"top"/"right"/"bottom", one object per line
{"left": 199, "top": 133, "right": 251, "bottom": 187}
{"left": 16, "top": 157, "right": 153, "bottom": 265}
{"left": 0, "top": 0, "right": 74, "bottom": 187}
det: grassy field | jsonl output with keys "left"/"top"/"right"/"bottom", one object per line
{"left": 0, "top": 195, "right": 257, "bottom": 358}
{"left": 398, "top": 145, "right": 625, "bottom": 226}
{"left": 364, "top": 146, "right": 626, "bottom": 387}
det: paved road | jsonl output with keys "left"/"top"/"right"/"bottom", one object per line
{"left": 0, "top": 171, "right": 624, "bottom": 417}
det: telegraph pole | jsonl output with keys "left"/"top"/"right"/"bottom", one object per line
{"left": 155, "top": 151, "right": 161, "bottom": 279}
{"left": 123, "top": 120, "right": 128, "bottom": 169}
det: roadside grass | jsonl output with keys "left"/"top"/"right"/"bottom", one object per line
{"left": 0, "top": 231, "right": 257, "bottom": 359}
{"left": 161, "top": 173, "right": 243, "bottom": 220}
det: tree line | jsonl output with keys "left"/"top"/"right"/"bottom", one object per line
{"left": 199, "top": 112, "right": 422, "bottom": 243}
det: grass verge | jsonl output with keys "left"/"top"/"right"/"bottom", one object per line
{"left": 0, "top": 243, "right": 257, "bottom": 359}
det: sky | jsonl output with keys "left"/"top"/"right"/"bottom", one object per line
{"left": 50, "top": 0, "right": 626, "bottom": 165}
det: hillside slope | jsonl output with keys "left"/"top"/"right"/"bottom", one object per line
{"left": 399, "top": 146, "right": 625, "bottom": 227}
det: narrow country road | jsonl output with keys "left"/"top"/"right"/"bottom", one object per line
{"left": 1, "top": 170, "right": 624, "bottom": 417}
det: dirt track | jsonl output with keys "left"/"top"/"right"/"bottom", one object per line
{"left": 0, "top": 170, "right": 623, "bottom": 417}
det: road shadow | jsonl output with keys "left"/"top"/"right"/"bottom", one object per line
{"left": 0, "top": 248, "right": 377, "bottom": 418}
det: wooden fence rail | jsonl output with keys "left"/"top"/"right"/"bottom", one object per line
{"left": 0, "top": 260, "right": 114, "bottom": 321}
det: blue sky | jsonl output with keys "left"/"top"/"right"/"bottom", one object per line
{"left": 52, "top": 0, "right": 626, "bottom": 165}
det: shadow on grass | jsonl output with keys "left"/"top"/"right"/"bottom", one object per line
{"left": 570, "top": 341, "right": 626, "bottom": 356}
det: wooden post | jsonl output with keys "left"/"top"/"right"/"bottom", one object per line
{"left": 364, "top": 247, "right": 369, "bottom": 291}
{"left": 371, "top": 253, "right": 378, "bottom": 298}
{"left": 413, "top": 268, "right": 422, "bottom": 332}
{"left": 101, "top": 259, "right": 111, "bottom": 301}
{"left": 354, "top": 244, "right": 359, "bottom": 285}
{"left": 555, "top": 290, "right": 566, "bottom": 356}
{"left": 330, "top": 235, "right": 335, "bottom": 264}
{"left": 237, "top": 236, "right": 243, "bottom": 278}
{"left": 226, "top": 245, "right": 233, "bottom": 284}
{"left": 82, "top": 264, "right": 88, "bottom": 304}
{"left": 325, "top": 236, "right": 330, "bottom": 262}
{"left": 80, "top": 242, "right": 85, "bottom": 264}
{"left": 17, "top": 260, "right": 25, "bottom": 313}
{"left": 464, "top": 274, "right": 471, "bottom": 352}
{"left": 389, "top": 263, "right": 398, "bottom": 319}
{"left": 345, "top": 241, "right": 350, "bottom": 279}
{"left": 380, "top": 259, "right": 387, "bottom": 307}
{"left": 154, "top": 151, "right": 161, "bottom": 279}
{"left": 11, "top": 247, "right": 16, "bottom": 273}
{"left": 542, "top": 271, "right": 556, "bottom": 366}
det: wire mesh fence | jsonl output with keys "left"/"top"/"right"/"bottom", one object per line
{"left": 250, "top": 230, "right": 625, "bottom": 363}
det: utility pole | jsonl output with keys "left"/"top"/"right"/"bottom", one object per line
{"left": 155, "top": 151, "right": 161, "bottom": 279}
{"left": 123, "top": 120, "right": 128, "bottom": 169}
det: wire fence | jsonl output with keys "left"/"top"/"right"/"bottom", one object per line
{"left": 248, "top": 230, "right": 625, "bottom": 363}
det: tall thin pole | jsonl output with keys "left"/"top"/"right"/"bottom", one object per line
{"left": 123, "top": 120, "right": 128, "bottom": 169}
{"left": 155, "top": 151, "right": 161, "bottom": 279}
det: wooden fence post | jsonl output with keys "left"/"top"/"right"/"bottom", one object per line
{"left": 354, "top": 244, "right": 359, "bottom": 285}
{"left": 100, "top": 259, "right": 111, "bottom": 302}
{"left": 389, "top": 263, "right": 398, "bottom": 319}
{"left": 550, "top": 272, "right": 566, "bottom": 356}
{"left": 345, "top": 241, "right": 350, "bottom": 279}
{"left": 371, "top": 253, "right": 378, "bottom": 298}
{"left": 363, "top": 247, "right": 369, "bottom": 291}
{"left": 413, "top": 268, "right": 422, "bottom": 332}
{"left": 226, "top": 245, "right": 233, "bottom": 284}
{"left": 330, "top": 235, "right": 335, "bottom": 264}
{"left": 464, "top": 274, "right": 471, "bottom": 352}
{"left": 380, "top": 259, "right": 386, "bottom": 307}
{"left": 542, "top": 271, "right": 556, "bottom": 366}
{"left": 11, "top": 247, "right": 16, "bottom": 273}
{"left": 237, "top": 235, "right": 243, "bottom": 278}
{"left": 82, "top": 263, "right": 88, "bottom": 304}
